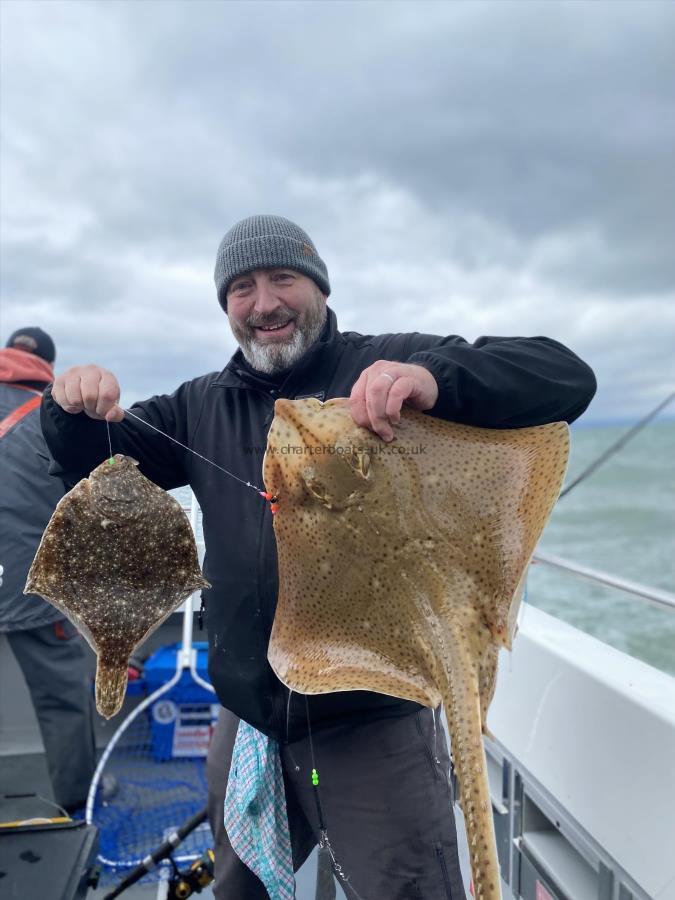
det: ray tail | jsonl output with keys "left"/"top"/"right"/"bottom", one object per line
{"left": 440, "top": 627, "right": 502, "bottom": 900}
{"left": 95, "top": 657, "right": 129, "bottom": 719}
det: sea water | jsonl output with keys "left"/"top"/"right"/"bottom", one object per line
{"left": 530, "top": 418, "right": 675, "bottom": 675}
{"left": 175, "top": 419, "right": 675, "bottom": 677}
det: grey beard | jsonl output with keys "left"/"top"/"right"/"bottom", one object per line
{"left": 233, "top": 298, "right": 327, "bottom": 376}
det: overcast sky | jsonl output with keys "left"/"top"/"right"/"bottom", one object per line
{"left": 1, "top": 0, "right": 674, "bottom": 423}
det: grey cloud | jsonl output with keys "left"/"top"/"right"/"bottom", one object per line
{"left": 1, "top": 0, "right": 674, "bottom": 424}
{"left": 105, "top": 2, "right": 675, "bottom": 295}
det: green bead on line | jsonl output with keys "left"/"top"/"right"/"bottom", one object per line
{"left": 311, "top": 769, "right": 319, "bottom": 786}
{"left": 108, "top": 458, "right": 115, "bottom": 465}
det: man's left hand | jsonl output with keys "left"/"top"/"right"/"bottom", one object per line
{"left": 349, "top": 362, "right": 439, "bottom": 442}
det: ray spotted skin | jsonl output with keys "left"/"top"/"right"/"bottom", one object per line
{"left": 263, "top": 398, "right": 569, "bottom": 900}
{"left": 25, "top": 454, "right": 210, "bottom": 718}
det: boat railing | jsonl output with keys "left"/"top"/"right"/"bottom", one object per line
{"left": 532, "top": 550, "right": 675, "bottom": 614}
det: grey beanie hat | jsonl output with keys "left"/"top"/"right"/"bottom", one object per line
{"left": 214, "top": 215, "right": 330, "bottom": 309}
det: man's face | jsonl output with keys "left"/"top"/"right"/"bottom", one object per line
{"left": 226, "top": 268, "right": 327, "bottom": 375}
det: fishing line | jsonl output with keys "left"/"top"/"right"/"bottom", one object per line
{"left": 304, "top": 696, "right": 325, "bottom": 831}
{"left": 559, "top": 389, "right": 675, "bottom": 499}
{"left": 109, "top": 409, "right": 269, "bottom": 499}
{"left": 304, "top": 697, "right": 367, "bottom": 900}
{"left": 285, "top": 691, "right": 301, "bottom": 773}
{"left": 106, "top": 419, "right": 113, "bottom": 463}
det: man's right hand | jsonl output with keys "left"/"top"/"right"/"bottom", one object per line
{"left": 51, "top": 365, "right": 124, "bottom": 422}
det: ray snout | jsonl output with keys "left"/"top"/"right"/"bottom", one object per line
{"left": 271, "top": 397, "right": 299, "bottom": 420}
{"left": 270, "top": 397, "right": 325, "bottom": 451}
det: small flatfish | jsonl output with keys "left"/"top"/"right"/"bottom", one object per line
{"left": 25, "top": 453, "right": 210, "bottom": 718}
{"left": 263, "top": 398, "right": 569, "bottom": 900}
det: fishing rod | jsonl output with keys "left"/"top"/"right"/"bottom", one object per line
{"left": 558, "top": 389, "right": 675, "bottom": 499}
{"left": 102, "top": 807, "right": 211, "bottom": 899}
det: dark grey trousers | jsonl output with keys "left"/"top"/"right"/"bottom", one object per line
{"left": 6, "top": 619, "right": 97, "bottom": 811}
{"left": 206, "top": 704, "right": 467, "bottom": 900}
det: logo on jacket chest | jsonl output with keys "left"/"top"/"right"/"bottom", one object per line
{"left": 294, "top": 391, "right": 325, "bottom": 402}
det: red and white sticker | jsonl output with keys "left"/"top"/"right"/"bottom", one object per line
{"left": 172, "top": 724, "right": 212, "bottom": 757}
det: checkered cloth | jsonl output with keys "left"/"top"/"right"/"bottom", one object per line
{"left": 224, "top": 719, "right": 295, "bottom": 899}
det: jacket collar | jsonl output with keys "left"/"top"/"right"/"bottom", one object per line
{"left": 0, "top": 348, "right": 54, "bottom": 387}
{"left": 212, "top": 306, "right": 343, "bottom": 392}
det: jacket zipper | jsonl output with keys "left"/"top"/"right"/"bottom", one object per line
{"left": 415, "top": 710, "right": 442, "bottom": 782}
{"left": 435, "top": 846, "right": 454, "bottom": 899}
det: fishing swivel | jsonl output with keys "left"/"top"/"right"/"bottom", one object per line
{"left": 259, "top": 491, "right": 279, "bottom": 514}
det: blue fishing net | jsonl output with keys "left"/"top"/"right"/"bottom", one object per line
{"left": 90, "top": 692, "right": 214, "bottom": 887}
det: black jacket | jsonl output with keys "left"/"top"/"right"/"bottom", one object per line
{"left": 41, "top": 309, "right": 596, "bottom": 740}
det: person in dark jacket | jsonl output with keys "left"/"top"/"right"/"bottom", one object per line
{"left": 0, "top": 327, "right": 97, "bottom": 814}
{"left": 41, "top": 216, "right": 596, "bottom": 899}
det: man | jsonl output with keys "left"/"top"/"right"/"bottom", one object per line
{"left": 0, "top": 327, "right": 97, "bottom": 815}
{"left": 41, "top": 215, "right": 596, "bottom": 898}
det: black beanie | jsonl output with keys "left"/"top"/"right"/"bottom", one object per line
{"left": 5, "top": 327, "right": 56, "bottom": 364}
